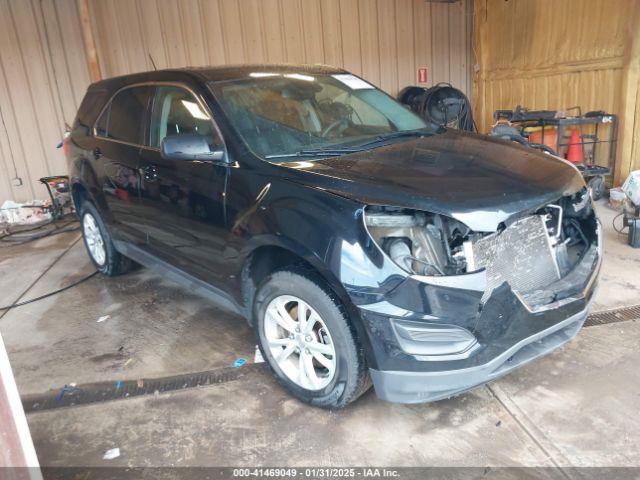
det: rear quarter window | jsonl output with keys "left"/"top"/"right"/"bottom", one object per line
{"left": 75, "top": 88, "right": 109, "bottom": 129}
{"left": 95, "top": 86, "right": 153, "bottom": 144}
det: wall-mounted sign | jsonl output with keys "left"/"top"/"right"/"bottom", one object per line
{"left": 417, "top": 67, "right": 428, "bottom": 84}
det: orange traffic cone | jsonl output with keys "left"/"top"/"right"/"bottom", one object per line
{"left": 566, "top": 128, "right": 584, "bottom": 164}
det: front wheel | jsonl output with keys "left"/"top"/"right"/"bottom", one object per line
{"left": 254, "top": 269, "right": 371, "bottom": 408}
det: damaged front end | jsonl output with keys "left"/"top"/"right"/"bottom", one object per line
{"left": 359, "top": 188, "right": 601, "bottom": 403}
{"left": 364, "top": 187, "right": 598, "bottom": 311}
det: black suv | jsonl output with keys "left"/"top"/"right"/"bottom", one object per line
{"left": 66, "top": 65, "right": 601, "bottom": 408}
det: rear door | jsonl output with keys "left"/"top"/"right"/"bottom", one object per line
{"left": 137, "top": 84, "right": 230, "bottom": 287}
{"left": 93, "top": 85, "right": 153, "bottom": 244}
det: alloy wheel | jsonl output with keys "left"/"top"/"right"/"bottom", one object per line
{"left": 83, "top": 213, "right": 106, "bottom": 266}
{"left": 263, "top": 295, "right": 337, "bottom": 391}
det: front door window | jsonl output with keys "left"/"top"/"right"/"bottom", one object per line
{"left": 149, "top": 86, "right": 220, "bottom": 149}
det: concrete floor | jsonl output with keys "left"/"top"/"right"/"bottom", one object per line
{"left": 1, "top": 200, "right": 639, "bottom": 470}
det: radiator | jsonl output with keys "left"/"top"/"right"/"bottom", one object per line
{"left": 469, "top": 215, "right": 561, "bottom": 300}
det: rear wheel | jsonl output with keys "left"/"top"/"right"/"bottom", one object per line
{"left": 254, "top": 269, "right": 370, "bottom": 408}
{"left": 80, "top": 201, "right": 133, "bottom": 276}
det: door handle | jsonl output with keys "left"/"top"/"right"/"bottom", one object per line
{"left": 93, "top": 147, "right": 102, "bottom": 159}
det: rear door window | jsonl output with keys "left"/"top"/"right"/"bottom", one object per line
{"left": 95, "top": 86, "right": 153, "bottom": 144}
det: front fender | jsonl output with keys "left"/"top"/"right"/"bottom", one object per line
{"left": 233, "top": 178, "right": 407, "bottom": 306}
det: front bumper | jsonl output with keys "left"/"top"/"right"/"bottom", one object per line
{"left": 369, "top": 306, "right": 588, "bottom": 403}
{"left": 355, "top": 224, "right": 601, "bottom": 404}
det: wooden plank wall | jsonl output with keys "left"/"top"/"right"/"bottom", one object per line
{"left": 473, "top": 0, "right": 640, "bottom": 183}
{"left": 473, "top": 0, "right": 631, "bottom": 133}
{"left": 0, "top": 0, "right": 472, "bottom": 204}
{"left": 616, "top": 5, "right": 640, "bottom": 184}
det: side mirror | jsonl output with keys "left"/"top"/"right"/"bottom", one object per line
{"left": 160, "top": 134, "right": 225, "bottom": 162}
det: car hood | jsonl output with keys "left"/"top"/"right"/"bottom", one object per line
{"left": 278, "top": 129, "right": 585, "bottom": 231}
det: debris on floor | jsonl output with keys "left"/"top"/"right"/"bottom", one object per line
{"left": 254, "top": 345, "right": 265, "bottom": 364}
{"left": 97, "top": 315, "right": 110, "bottom": 323}
{"left": 232, "top": 357, "right": 247, "bottom": 368}
{"left": 609, "top": 188, "right": 626, "bottom": 211}
{"left": 0, "top": 200, "right": 51, "bottom": 225}
{"left": 622, "top": 170, "right": 640, "bottom": 206}
{"left": 102, "top": 447, "right": 120, "bottom": 460}
{"left": 55, "top": 384, "right": 80, "bottom": 402}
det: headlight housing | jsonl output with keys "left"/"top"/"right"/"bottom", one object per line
{"left": 364, "top": 206, "right": 472, "bottom": 276}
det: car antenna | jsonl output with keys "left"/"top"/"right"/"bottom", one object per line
{"left": 148, "top": 53, "right": 157, "bottom": 71}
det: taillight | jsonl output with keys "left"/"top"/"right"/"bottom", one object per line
{"left": 62, "top": 132, "right": 71, "bottom": 157}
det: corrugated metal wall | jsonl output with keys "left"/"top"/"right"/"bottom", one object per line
{"left": 0, "top": 0, "right": 90, "bottom": 204}
{"left": 87, "top": 0, "right": 473, "bottom": 99}
{"left": 0, "top": 0, "right": 473, "bottom": 204}
{"left": 473, "top": 0, "right": 640, "bottom": 182}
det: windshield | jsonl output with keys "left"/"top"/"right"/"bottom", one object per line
{"left": 209, "top": 73, "right": 434, "bottom": 162}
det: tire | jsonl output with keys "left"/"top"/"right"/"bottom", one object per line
{"left": 80, "top": 201, "right": 133, "bottom": 276}
{"left": 253, "top": 269, "right": 371, "bottom": 408}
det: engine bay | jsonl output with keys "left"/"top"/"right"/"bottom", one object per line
{"left": 364, "top": 207, "right": 471, "bottom": 276}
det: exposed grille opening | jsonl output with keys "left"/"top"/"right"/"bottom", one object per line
{"left": 469, "top": 215, "right": 561, "bottom": 301}
{"left": 467, "top": 188, "right": 596, "bottom": 301}
{"left": 364, "top": 189, "right": 596, "bottom": 302}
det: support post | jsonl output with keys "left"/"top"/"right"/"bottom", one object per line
{"left": 76, "top": 0, "right": 101, "bottom": 82}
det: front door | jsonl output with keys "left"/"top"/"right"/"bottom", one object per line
{"left": 93, "top": 85, "right": 153, "bottom": 245}
{"left": 138, "top": 85, "right": 230, "bottom": 288}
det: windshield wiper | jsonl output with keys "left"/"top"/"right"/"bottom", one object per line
{"left": 265, "top": 129, "right": 431, "bottom": 160}
{"left": 265, "top": 146, "right": 361, "bottom": 159}
{"left": 350, "top": 129, "right": 430, "bottom": 149}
